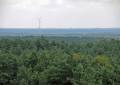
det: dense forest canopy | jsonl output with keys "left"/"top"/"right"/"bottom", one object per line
{"left": 0, "top": 36, "right": 120, "bottom": 85}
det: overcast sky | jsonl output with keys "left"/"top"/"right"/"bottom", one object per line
{"left": 0, "top": 0, "right": 120, "bottom": 28}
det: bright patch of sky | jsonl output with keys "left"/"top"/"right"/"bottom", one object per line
{"left": 0, "top": 0, "right": 120, "bottom": 28}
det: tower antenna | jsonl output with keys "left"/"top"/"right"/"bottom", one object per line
{"left": 38, "top": 18, "right": 41, "bottom": 29}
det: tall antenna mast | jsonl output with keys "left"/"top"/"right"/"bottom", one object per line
{"left": 38, "top": 18, "right": 41, "bottom": 29}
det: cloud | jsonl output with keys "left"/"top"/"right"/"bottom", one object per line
{"left": 0, "top": 0, "right": 120, "bottom": 28}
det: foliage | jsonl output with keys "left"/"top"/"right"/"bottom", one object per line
{"left": 0, "top": 36, "right": 120, "bottom": 85}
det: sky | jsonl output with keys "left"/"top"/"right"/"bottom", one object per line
{"left": 0, "top": 0, "right": 120, "bottom": 28}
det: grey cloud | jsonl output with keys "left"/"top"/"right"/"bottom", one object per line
{"left": 0, "top": 0, "right": 120, "bottom": 28}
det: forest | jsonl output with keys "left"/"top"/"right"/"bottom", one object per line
{"left": 0, "top": 36, "right": 120, "bottom": 85}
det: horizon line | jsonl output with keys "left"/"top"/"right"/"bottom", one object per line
{"left": 0, "top": 28, "right": 120, "bottom": 30}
